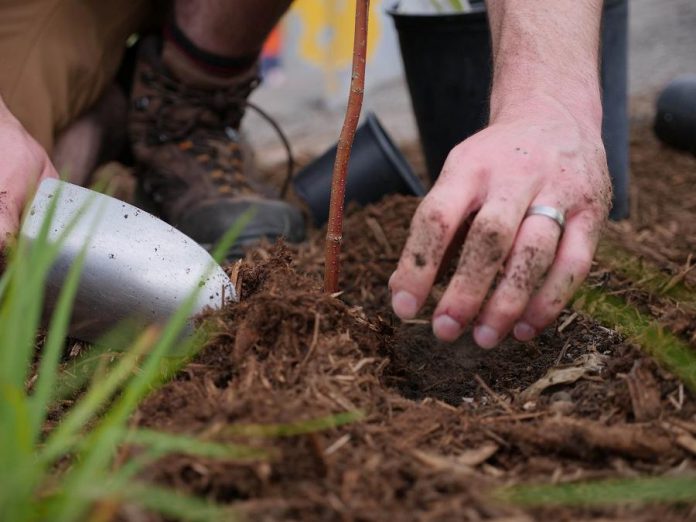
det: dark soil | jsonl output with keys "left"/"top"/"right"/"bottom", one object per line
{"left": 129, "top": 105, "right": 696, "bottom": 521}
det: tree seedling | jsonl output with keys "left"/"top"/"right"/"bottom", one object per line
{"left": 324, "top": 0, "right": 371, "bottom": 294}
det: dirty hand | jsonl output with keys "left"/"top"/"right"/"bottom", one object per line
{"left": 0, "top": 99, "right": 59, "bottom": 257}
{"left": 389, "top": 95, "right": 611, "bottom": 348}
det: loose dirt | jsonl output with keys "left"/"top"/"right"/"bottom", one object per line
{"left": 130, "top": 104, "right": 696, "bottom": 521}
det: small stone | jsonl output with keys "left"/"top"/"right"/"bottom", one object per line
{"left": 549, "top": 391, "right": 575, "bottom": 414}
{"left": 550, "top": 391, "right": 573, "bottom": 403}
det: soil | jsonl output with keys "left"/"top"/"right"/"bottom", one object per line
{"left": 128, "top": 103, "right": 696, "bottom": 521}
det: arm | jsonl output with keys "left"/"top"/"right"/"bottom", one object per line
{"left": 389, "top": 0, "right": 610, "bottom": 348}
{"left": 0, "top": 96, "right": 59, "bottom": 258}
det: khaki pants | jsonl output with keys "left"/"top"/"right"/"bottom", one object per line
{"left": 0, "top": 0, "right": 153, "bottom": 152}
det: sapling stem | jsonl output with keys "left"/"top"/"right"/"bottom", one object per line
{"left": 323, "top": 0, "right": 370, "bottom": 293}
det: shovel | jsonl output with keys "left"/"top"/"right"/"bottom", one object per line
{"left": 20, "top": 178, "right": 236, "bottom": 344}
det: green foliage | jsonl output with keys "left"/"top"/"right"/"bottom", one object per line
{"left": 595, "top": 241, "right": 696, "bottom": 306}
{"left": 496, "top": 476, "right": 696, "bottom": 507}
{"left": 574, "top": 285, "right": 696, "bottom": 393}
{"left": 0, "top": 190, "right": 251, "bottom": 521}
{"left": 426, "top": 0, "right": 468, "bottom": 12}
{"left": 0, "top": 193, "right": 368, "bottom": 521}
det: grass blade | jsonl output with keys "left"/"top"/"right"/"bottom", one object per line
{"left": 84, "top": 481, "right": 236, "bottom": 522}
{"left": 125, "top": 428, "right": 268, "bottom": 460}
{"left": 575, "top": 286, "right": 696, "bottom": 392}
{"left": 496, "top": 476, "right": 696, "bottom": 507}
{"left": 41, "top": 326, "right": 160, "bottom": 462}
{"left": 30, "top": 245, "right": 88, "bottom": 436}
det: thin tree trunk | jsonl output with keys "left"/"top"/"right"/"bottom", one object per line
{"left": 324, "top": 0, "right": 370, "bottom": 293}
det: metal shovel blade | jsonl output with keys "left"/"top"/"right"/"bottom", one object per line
{"left": 20, "top": 178, "right": 237, "bottom": 344}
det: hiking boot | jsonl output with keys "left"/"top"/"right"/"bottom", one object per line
{"left": 128, "top": 38, "right": 305, "bottom": 256}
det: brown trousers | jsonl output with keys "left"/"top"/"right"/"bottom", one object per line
{"left": 0, "top": 0, "right": 153, "bottom": 152}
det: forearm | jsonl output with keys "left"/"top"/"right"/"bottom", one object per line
{"left": 487, "top": 0, "right": 604, "bottom": 129}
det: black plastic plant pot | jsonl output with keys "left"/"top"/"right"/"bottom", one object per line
{"left": 292, "top": 112, "right": 426, "bottom": 226}
{"left": 389, "top": 0, "right": 630, "bottom": 220}
{"left": 654, "top": 74, "right": 696, "bottom": 154}
{"left": 388, "top": 2, "right": 491, "bottom": 183}
{"left": 601, "top": 0, "right": 630, "bottom": 220}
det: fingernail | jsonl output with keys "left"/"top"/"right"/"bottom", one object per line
{"left": 474, "top": 324, "right": 499, "bottom": 349}
{"left": 392, "top": 291, "right": 418, "bottom": 319}
{"left": 433, "top": 314, "right": 462, "bottom": 341}
{"left": 514, "top": 322, "right": 536, "bottom": 341}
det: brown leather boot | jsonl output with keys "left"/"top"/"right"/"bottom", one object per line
{"left": 128, "top": 37, "right": 304, "bottom": 256}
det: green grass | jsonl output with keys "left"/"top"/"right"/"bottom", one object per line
{"left": 574, "top": 285, "right": 696, "bottom": 392}
{"left": 595, "top": 241, "right": 696, "bottom": 307}
{"left": 0, "top": 189, "right": 254, "bottom": 521}
{"left": 0, "top": 190, "right": 368, "bottom": 521}
{"left": 496, "top": 476, "right": 696, "bottom": 507}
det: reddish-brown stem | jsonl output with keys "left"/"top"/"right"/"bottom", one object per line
{"left": 324, "top": 0, "right": 370, "bottom": 294}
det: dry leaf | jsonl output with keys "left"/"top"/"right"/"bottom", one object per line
{"left": 456, "top": 442, "right": 500, "bottom": 467}
{"left": 411, "top": 442, "right": 498, "bottom": 474}
{"left": 623, "top": 360, "right": 662, "bottom": 421}
{"left": 676, "top": 433, "right": 696, "bottom": 456}
{"left": 519, "top": 352, "right": 607, "bottom": 402}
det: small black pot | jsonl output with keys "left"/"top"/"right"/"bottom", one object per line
{"left": 654, "top": 74, "right": 696, "bottom": 154}
{"left": 601, "top": 0, "right": 630, "bottom": 220}
{"left": 293, "top": 112, "right": 426, "bottom": 225}
{"left": 388, "top": 3, "right": 491, "bottom": 182}
{"left": 389, "top": 0, "right": 630, "bottom": 220}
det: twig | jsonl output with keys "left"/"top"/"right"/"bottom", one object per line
{"left": 324, "top": 434, "right": 351, "bottom": 456}
{"left": 300, "top": 313, "right": 321, "bottom": 368}
{"left": 474, "top": 374, "right": 514, "bottom": 415}
{"left": 324, "top": 0, "right": 370, "bottom": 293}
{"left": 365, "top": 216, "right": 394, "bottom": 256}
{"left": 553, "top": 339, "right": 572, "bottom": 366}
{"left": 557, "top": 312, "right": 579, "bottom": 333}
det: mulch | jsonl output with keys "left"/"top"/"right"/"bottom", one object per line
{"left": 128, "top": 101, "right": 696, "bottom": 521}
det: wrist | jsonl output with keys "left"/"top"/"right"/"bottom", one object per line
{"left": 489, "top": 61, "right": 603, "bottom": 133}
{"left": 490, "top": 86, "right": 603, "bottom": 136}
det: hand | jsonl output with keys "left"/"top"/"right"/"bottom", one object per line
{"left": 389, "top": 96, "right": 611, "bottom": 348}
{"left": 0, "top": 100, "right": 59, "bottom": 255}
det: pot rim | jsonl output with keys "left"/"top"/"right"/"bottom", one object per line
{"left": 387, "top": 0, "right": 486, "bottom": 20}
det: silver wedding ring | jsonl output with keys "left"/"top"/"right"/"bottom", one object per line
{"left": 525, "top": 205, "right": 566, "bottom": 231}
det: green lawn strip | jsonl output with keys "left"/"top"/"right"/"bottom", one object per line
{"left": 574, "top": 285, "right": 696, "bottom": 393}
{"left": 595, "top": 240, "right": 696, "bottom": 308}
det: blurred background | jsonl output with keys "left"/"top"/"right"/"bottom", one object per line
{"left": 244, "top": 0, "right": 696, "bottom": 174}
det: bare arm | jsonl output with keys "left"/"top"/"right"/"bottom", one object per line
{"left": 390, "top": 1, "right": 611, "bottom": 348}
{"left": 488, "top": 0, "right": 603, "bottom": 129}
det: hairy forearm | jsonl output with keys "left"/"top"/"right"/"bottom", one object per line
{"left": 487, "top": 0, "right": 604, "bottom": 128}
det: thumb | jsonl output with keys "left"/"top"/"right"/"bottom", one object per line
{"left": 0, "top": 166, "right": 57, "bottom": 265}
